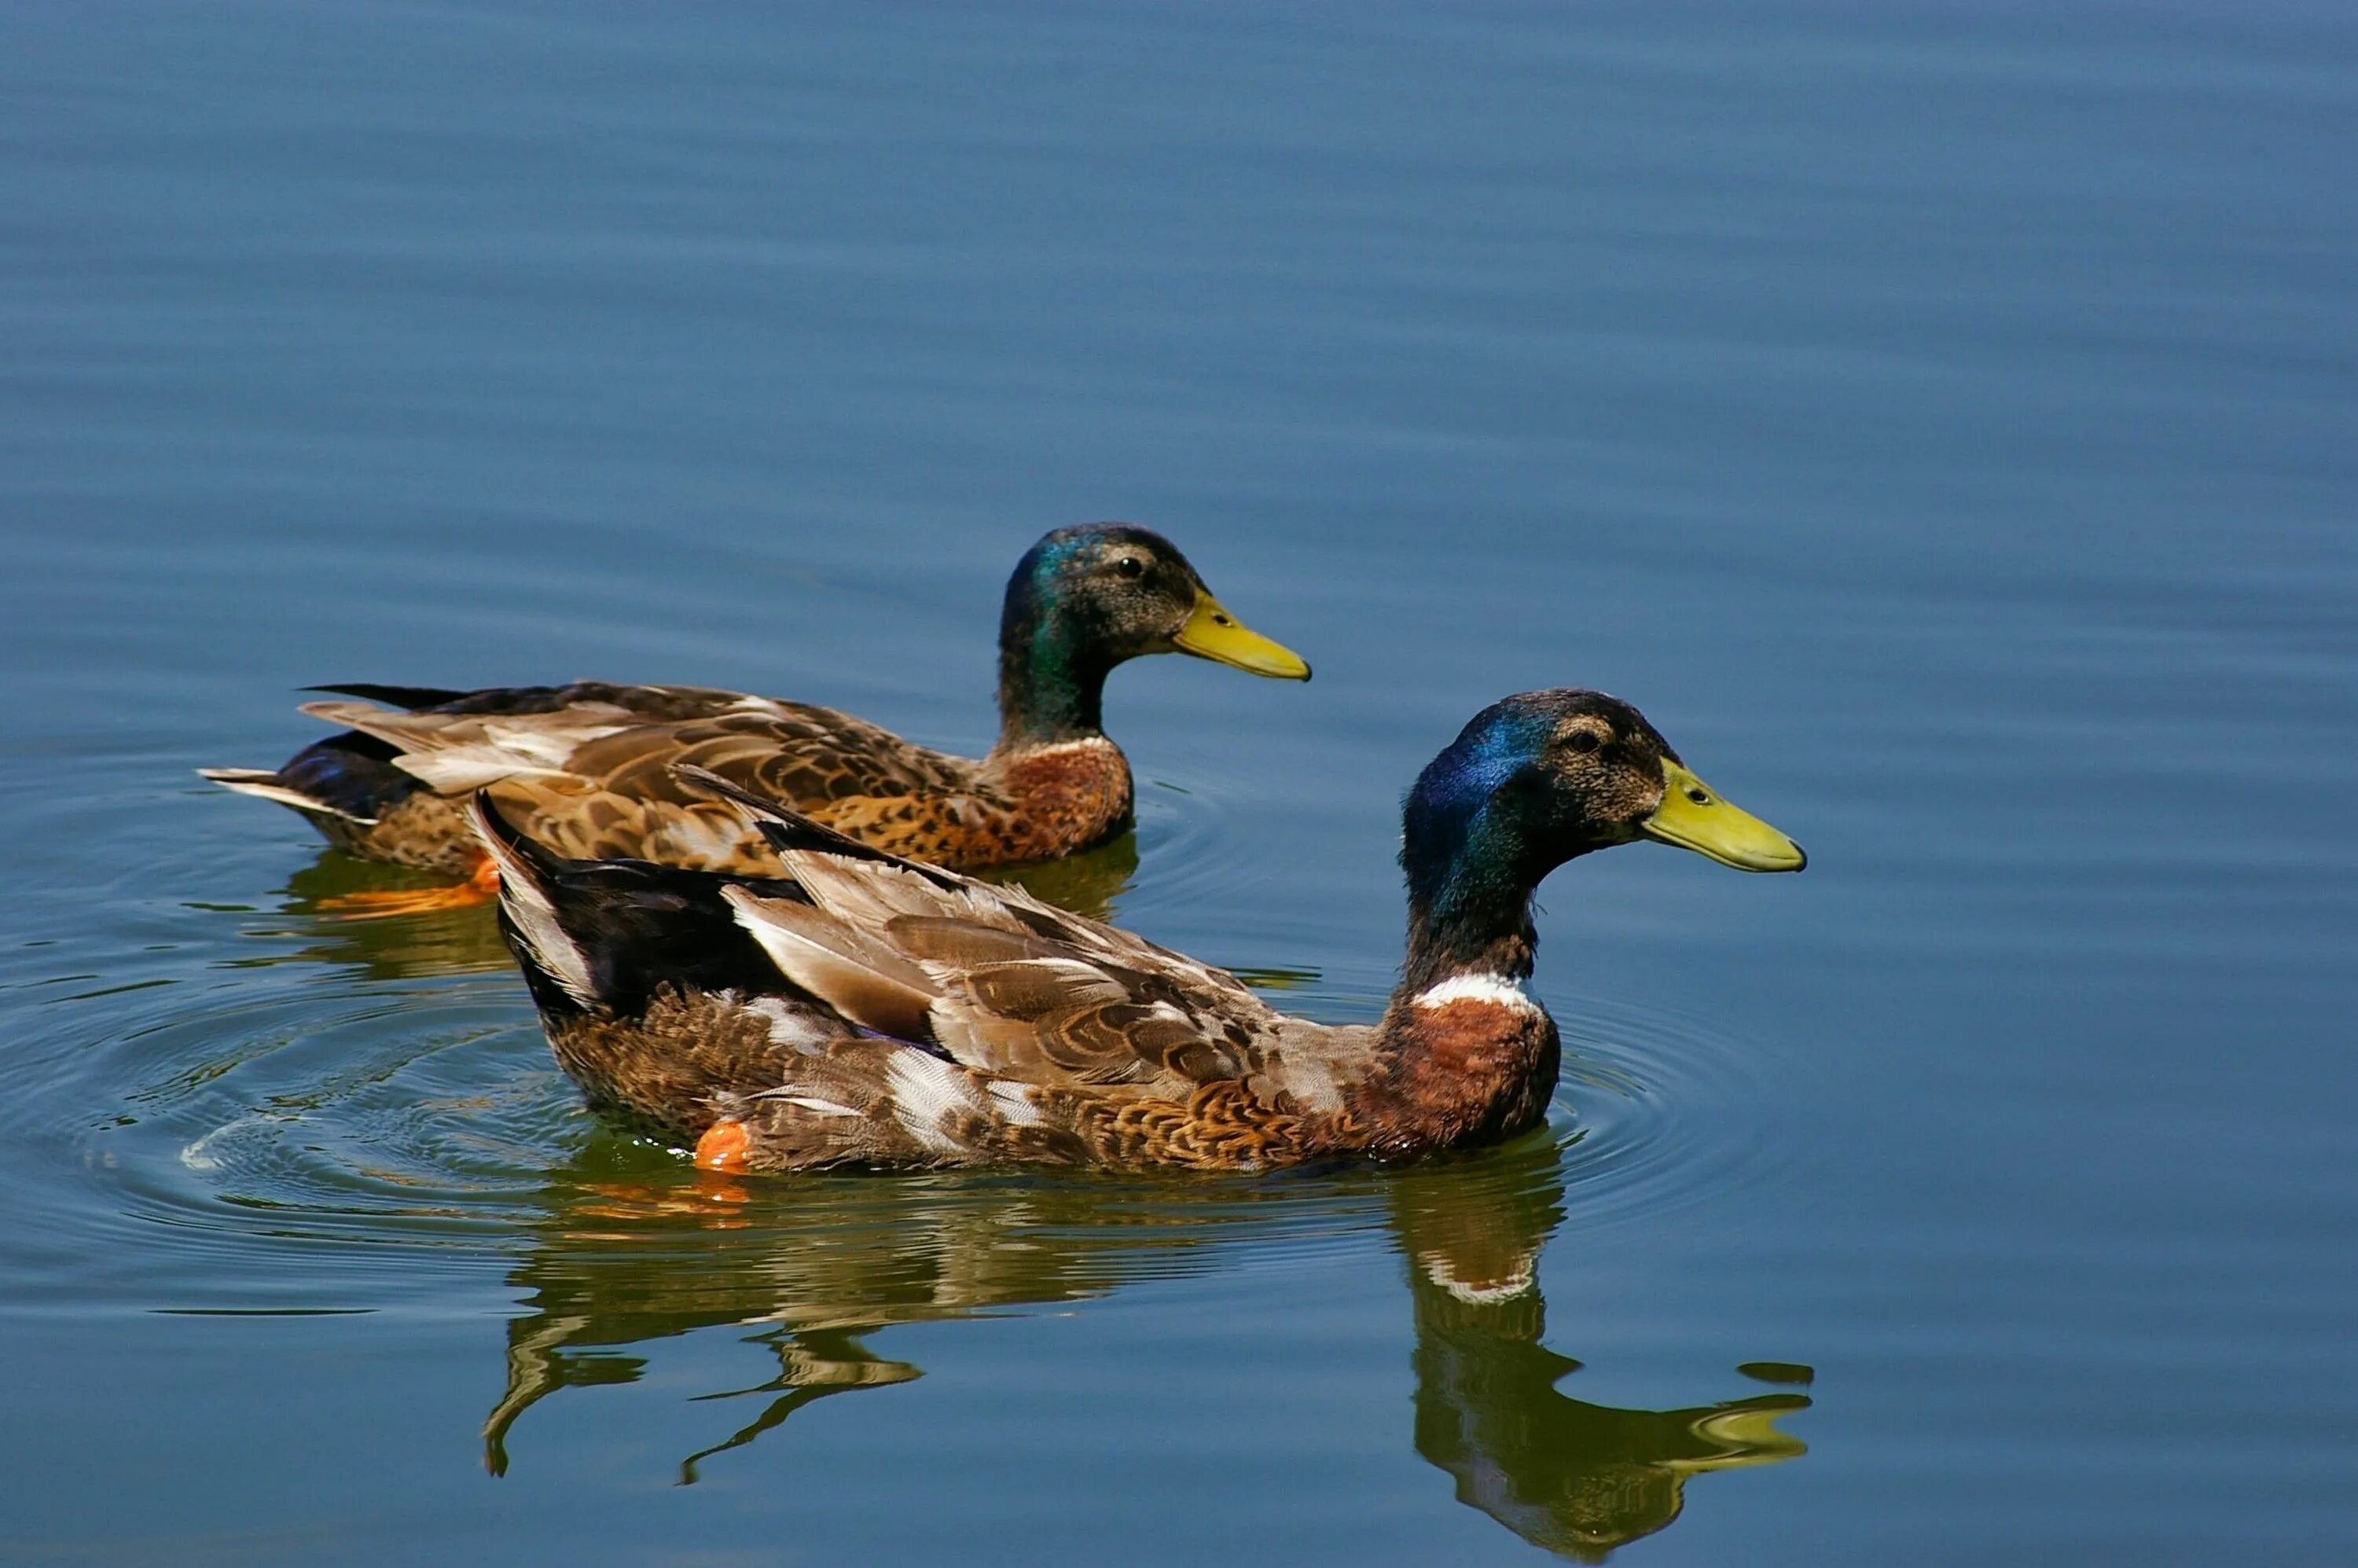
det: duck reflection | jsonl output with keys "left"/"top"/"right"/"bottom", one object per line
{"left": 220, "top": 851, "right": 519, "bottom": 979}
{"left": 975, "top": 830, "right": 1141, "bottom": 922}
{"left": 487, "top": 1136, "right": 1809, "bottom": 1558}
{"left": 216, "top": 832, "right": 1144, "bottom": 982}
{"left": 1394, "top": 1151, "right": 1809, "bottom": 1560}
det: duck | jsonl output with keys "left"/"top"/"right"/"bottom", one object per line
{"left": 200, "top": 524, "right": 1309, "bottom": 914}
{"left": 468, "top": 689, "right": 1805, "bottom": 1173}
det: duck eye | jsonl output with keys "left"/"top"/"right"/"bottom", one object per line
{"left": 1114, "top": 556, "right": 1144, "bottom": 578}
{"left": 1563, "top": 730, "right": 1601, "bottom": 755}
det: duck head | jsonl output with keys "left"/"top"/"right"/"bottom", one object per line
{"left": 997, "top": 523, "right": 1309, "bottom": 746}
{"left": 1401, "top": 689, "right": 1804, "bottom": 986}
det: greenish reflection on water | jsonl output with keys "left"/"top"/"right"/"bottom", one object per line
{"left": 488, "top": 1137, "right": 1808, "bottom": 1559}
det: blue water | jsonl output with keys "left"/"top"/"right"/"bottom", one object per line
{"left": 4, "top": 3, "right": 2354, "bottom": 1562}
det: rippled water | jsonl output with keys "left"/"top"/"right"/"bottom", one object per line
{"left": 6, "top": 3, "right": 2354, "bottom": 1563}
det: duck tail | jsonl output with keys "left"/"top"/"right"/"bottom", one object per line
{"left": 201, "top": 722, "right": 433, "bottom": 828}
{"left": 200, "top": 688, "right": 470, "bottom": 821}
{"left": 196, "top": 767, "right": 380, "bottom": 824}
{"left": 464, "top": 791, "right": 818, "bottom": 1021}
{"left": 465, "top": 793, "right": 875, "bottom": 1144}
{"left": 465, "top": 792, "right": 604, "bottom": 1017}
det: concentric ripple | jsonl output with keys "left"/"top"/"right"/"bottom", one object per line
{"left": 1543, "top": 987, "right": 1826, "bottom": 1236}
{"left": 2, "top": 751, "right": 1816, "bottom": 1324}
{"left": 10, "top": 946, "right": 1809, "bottom": 1322}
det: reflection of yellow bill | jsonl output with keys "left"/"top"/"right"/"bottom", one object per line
{"left": 1641, "top": 760, "right": 1806, "bottom": 872}
{"left": 1171, "top": 589, "right": 1312, "bottom": 680}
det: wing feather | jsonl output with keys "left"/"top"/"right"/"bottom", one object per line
{"left": 722, "top": 887, "right": 940, "bottom": 1045}
{"left": 663, "top": 762, "right": 1302, "bottom": 1093}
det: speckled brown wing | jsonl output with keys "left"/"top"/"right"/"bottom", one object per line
{"left": 554, "top": 705, "right": 980, "bottom": 805}
{"left": 495, "top": 705, "right": 999, "bottom": 868}
{"left": 300, "top": 692, "right": 998, "bottom": 869}
{"left": 723, "top": 826, "right": 1363, "bottom": 1111}
{"left": 476, "top": 774, "right": 780, "bottom": 872}
{"left": 303, "top": 692, "right": 976, "bottom": 798}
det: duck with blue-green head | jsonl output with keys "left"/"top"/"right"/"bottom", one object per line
{"left": 470, "top": 688, "right": 1804, "bottom": 1171}
{"left": 200, "top": 523, "right": 1309, "bottom": 912}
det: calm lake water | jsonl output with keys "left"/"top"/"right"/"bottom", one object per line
{"left": 5, "top": 3, "right": 2354, "bottom": 1563}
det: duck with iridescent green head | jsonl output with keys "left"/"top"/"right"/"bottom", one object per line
{"left": 200, "top": 523, "right": 1309, "bottom": 913}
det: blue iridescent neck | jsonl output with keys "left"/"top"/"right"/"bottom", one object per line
{"left": 1399, "top": 711, "right": 1554, "bottom": 990}
{"left": 996, "top": 535, "right": 1113, "bottom": 748}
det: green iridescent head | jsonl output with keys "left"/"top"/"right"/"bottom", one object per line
{"left": 997, "top": 523, "right": 1309, "bottom": 746}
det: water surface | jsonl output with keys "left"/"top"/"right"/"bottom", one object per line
{"left": 3, "top": 3, "right": 2354, "bottom": 1563}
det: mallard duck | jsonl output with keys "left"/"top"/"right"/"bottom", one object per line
{"left": 200, "top": 524, "right": 1309, "bottom": 913}
{"left": 470, "top": 689, "right": 1804, "bottom": 1173}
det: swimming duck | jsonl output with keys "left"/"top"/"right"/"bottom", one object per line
{"left": 200, "top": 524, "right": 1308, "bottom": 913}
{"left": 472, "top": 689, "right": 1804, "bottom": 1172}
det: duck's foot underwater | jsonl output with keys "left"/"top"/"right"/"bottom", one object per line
{"left": 694, "top": 1118, "right": 754, "bottom": 1173}
{"left": 318, "top": 854, "right": 503, "bottom": 920}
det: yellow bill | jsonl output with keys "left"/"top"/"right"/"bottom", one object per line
{"left": 1171, "top": 589, "right": 1312, "bottom": 680}
{"left": 1641, "top": 760, "right": 1806, "bottom": 872}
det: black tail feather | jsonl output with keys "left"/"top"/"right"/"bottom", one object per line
{"left": 466, "top": 785, "right": 566, "bottom": 879}
{"left": 468, "top": 791, "right": 813, "bottom": 1019}
{"left": 305, "top": 681, "right": 472, "bottom": 710}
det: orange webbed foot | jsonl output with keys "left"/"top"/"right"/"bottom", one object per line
{"left": 694, "top": 1118, "right": 753, "bottom": 1174}
{"left": 319, "top": 855, "right": 501, "bottom": 921}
